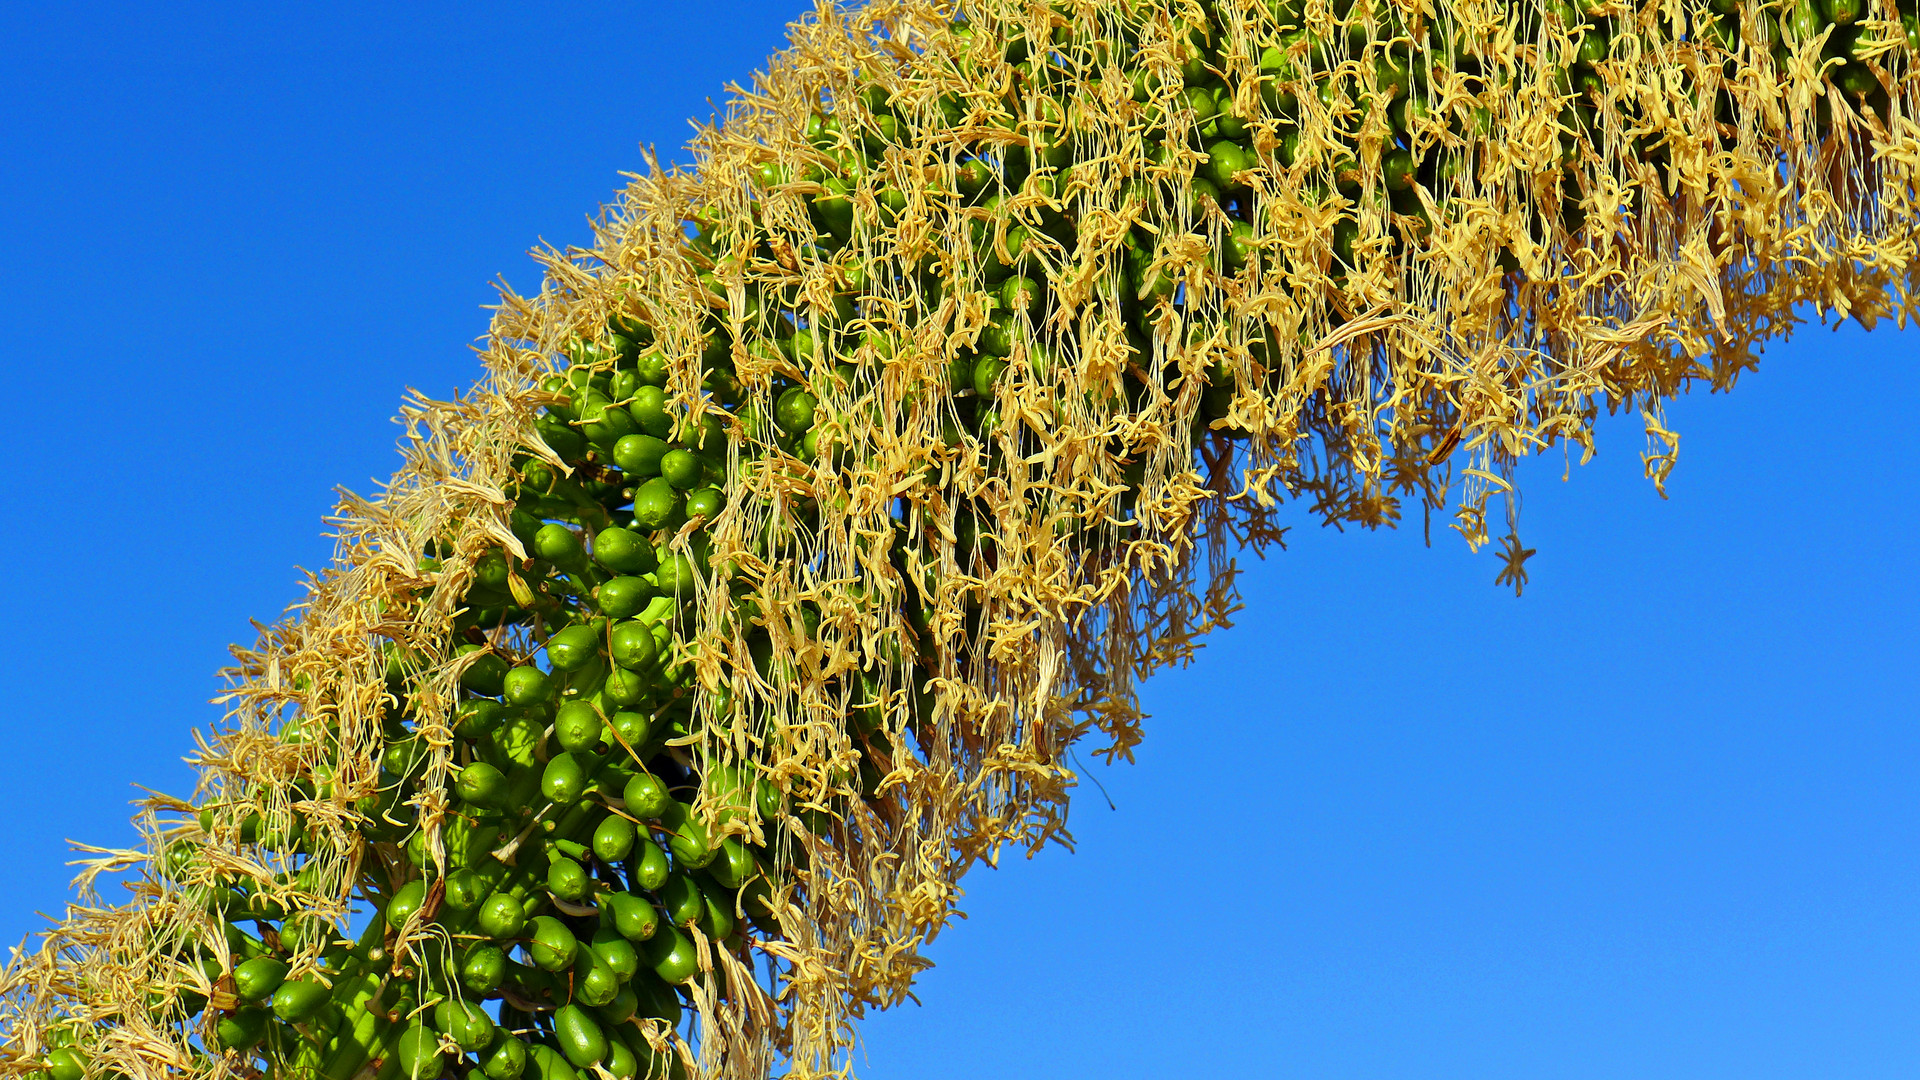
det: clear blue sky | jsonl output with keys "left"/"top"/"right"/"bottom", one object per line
{"left": 3, "top": 4, "right": 1916, "bottom": 1078}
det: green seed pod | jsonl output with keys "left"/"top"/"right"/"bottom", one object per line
{"left": 545, "top": 625, "right": 602, "bottom": 672}
{"left": 642, "top": 921, "right": 700, "bottom": 986}
{"left": 622, "top": 774, "right": 670, "bottom": 819}
{"left": 608, "top": 621, "right": 659, "bottom": 670}
{"left": 270, "top": 977, "right": 331, "bottom": 1024}
{"left": 542, "top": 752, "right": 595, "bottom": 805}
{"left": 433, "top": 998, "right": 496, "bottom": 1053}
{"left": 386, "top": 880, "right": 428, "bottom": 930}
{"left": 591, "top": 813, "right": 636, "bottom": 864}
{"left": 394, "top": 1023, "right": 444, "bottom": 1080}
{"left": 477, "top": 892, "right": 527, "bottom": 940}
{"left": 597, "top": 576, "right": 656, "bottom": 619}
{"left": 443, "top": 867, "right": 487, "bottom": 913}
{"left": 481, "top": 1033, "right": 528, "bottom": 1080}
{"left": 233, "top": 956, "right": 289, "bottom": 1002}
{"left": 502, "top": 665, "right": 554, "bottom": 706}
{"left": 605, "top": 891, "right": 660, "bottom": 942}
{"left": 455, "top": 761, "right": 509, "bottom": 808}
{"left": 631, "top": 478, "right": 683, "bottom": 531}
{"left": 659, "top": 873, "right": 705, "bottom": 928}
{"left": 607, "top": 710, "right": 651, "bottom": 752}
{"left": 631, "top": 835, "right": 671, "bottom": 892}
{"left": 527, "top": 915, "right": 579, "bottom": 972}
{"left": 461, "top": 941, "right": 507, "bottom": 993}
{"left": 553, "top": 701, "right": 606, "bottom": 753}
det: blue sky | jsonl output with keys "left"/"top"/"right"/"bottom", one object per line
{"left": 3, "top": 4, "right": 1916, "bottom": 1078}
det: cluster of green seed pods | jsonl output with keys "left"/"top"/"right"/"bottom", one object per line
{"left": 15, "top": 0, "right": 1915, "bottom": 1079}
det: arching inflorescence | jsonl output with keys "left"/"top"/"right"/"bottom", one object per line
{"left": 6, "top": 0, "right": 1919, "bottom": 1078}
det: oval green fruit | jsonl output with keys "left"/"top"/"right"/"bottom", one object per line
{"left": 603, "top": 665, "right": 648, "bottom": 708}
{"left": 455, "top": 762, "right": 508, "bottom": 808}
{"left": 659, "top": 449, "right": 702, "bottom": 491}
{"left": 553, "top": 1006, "right": 610, "bottom": 1070}
{"left": 386, "top": 880, "right": 428, "bottom": 930}
{"left": 605, "top": 891, "right": 659, "bottom": 942}
{"left": 477, "top": 892, "right": 527, "bottom": 940}
{"left": 269, "top": 977, "right": 330, "bottom": 1024}
{"left": 659, "top": 873, "right": 705, "bottom": 928}
{"left": 707, "top": 838, "right": 758, "bottom": 891}
{"left": 525, "top": 1044, "right": 580, "bottom": 1080}
{"left": 461, "top": 942, "right": 507, "bottom": 993}
{"left": 610, "top": 434, "right": 669, "bottom": 479}
{"left": 482, "top": 1034, "right": 528, "bottom": 1080}
{"left": 232, "top": 956, "right": 288, "bottom": 1002}
{"left": 608, "top": 710, "right": 650, "bottom": 752}
{"left": 553, "top": 702, "right": 605, "bottom": 754}
{"left": 630, "top": 478, "right": 682, "bottom": 531}
{"left": 593, "top": 527, "right": 658, "bottom": 575}
{"left": 646, "top": 922, "right": 700, "bottom": 986}
{"left": 46, "top": 1049, "right": 86, "bottom": 1080}
{"left": 591, "top": 813, "right": 636, "bottom": 864}
{"left": 547, "top": 854, "right": 592, "bottom": 903}
{"left": 443, "top": 867, "right": 487, "bottom": 912}
{"left": 596, "top": 987, "right": 639, "bottom": 1029}
{"left": 545, "top": 625, "right": 602, "bottom": 672}
{"left": 459, "top": 646, "right": 511, "bottom": 697}
{"left": 590, "top": 926, "right": 640, "bottom": 980}
{"left": 631, "top": 836, "right": 670, "bottom": 891}
{"left": 434, "top": 999, "right": 495, "bottom": 1053}
{"left": 215, "top": 1007, "right": 270, "bottom": 1051}
{"left": 533, "top": 524, "right": 588, "bottom": 570}
{"left": 454, "top": 697, "right": 508, "bottom": 739}
{"left": 502, "top": 665, "right": 553, "bottom": 706}
{"left": 622, "top": 774, "right": 670, "bottom": 819}
{"left": 395, "top": 1023, "right": 444, "bottom": 1080}
{"left": 597, "top": 576, "right": 655, "bottom": 619}
{"left": 608, "top": 621, "right": 658, "bottom": 670}
{"left": 527, "top": 915, "right": 579, "bottom": 972}
{"left": 541, "top": 752, "right": 593, "bottom": 805}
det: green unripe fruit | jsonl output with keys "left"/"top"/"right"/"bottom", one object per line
{"left": 526, "top": 1044, "right": 579, "bottom": 1080}
{"left": 395, "top": 1023, "right": 444, "bottom": 1080}
{"left": 973, "top": 356, "right": 1009, "bottom": 396}
{"left": 553, "top": 1006, "right": 610, "bottom": 1070}
{"left": 631, "top": 478, "right": 682, "bottom": 531}
{"left": 534, "top": 524, "right": 589, "bottom": 570}
{"left": 628, "top": 385, "right": 671, "bottom": 438}
{"left": 456, "top": 761, "right": 509, "bottom": 807}
{"left": 631, "top": 835, "right": 670, "bottom": 891}
{"left": 554, "top": 701, "right": 606, "bottom": 753}
{"left": 527, "top": 915, "right": 579, "bottom": 971}
{"left": 1206, "top": 140, "right": 1251, "bottom": 189}
{"left": 659, "top": 449, "right": 702, "bottom": 490}
{"left": 659, "top": 874, "right": 705, "bottom": 928}
{"left": 594, "top": 527, "right": 658, "bottom": 575}
{"left": 215, "top": 1007, "right": 270, "bottom": 1051}
{"left": 701, "top": 888, "right": 735, "bottom": 942}
{"left": 477, "top": 892, "right": 527, "bottom": 940}
{"left": 46, "top": 1049, "right": 87, "bottom": 1080}
{"left": 502, "top": 665, "right": 553, "bottom": 706}
{"left": 590, "top": 926, "right": 640, "bottom": 980}
{"left": 461, "top": 941, "right": 508, "bottom": 993}
{"left": 597, "top": 576, "right": 655, "bottom": 619}
{"left": 603, "top": 665, "right": 649, "bottom": 708}
{"left": 611, "top": 434, "right": 669, "bottom": 479}
{"left": 547, "top": 854, "right": 592, "bottom": 902}
{"left": 459, "top": 646, "right": 512, "bottom": 697}
{"left": 591, "top": 813, "right": 636, "bottom": 863}
{"left": 542, "top": 752, "right": 594, "bottom": 805}
{"left": 545, "top": 625, "right": 602, "bottom": 671}
{"left": 608, "top": 710, "right": 651, "bottom": 752}
{"left": 433, "top": 999, "right": 496, "bottom": 1053}
{"left": 232, "top": 956, "right": 288, "bottom": 1002}
{"left": 653, "top": 551, "right": 697, "bottom": 601}
{"left": 609, "top": 621, "right": 659, "bottom": 670}
{"left": 482, "top": 1034, "right": 528, "bottom": 1080}
{"left": 622, "top": 774, "right": 670, "bottom": 819}
{"left": 454, "top": 697, "right": 508, "bottom": 739}
{"left": 444, "top": 867, "right": 487, "bottom": 912}
{"left": 775, "top": 387, "right": 818, "bottom": 435}
{"left": 707, "top": 838, "right": 759, "bottom": 890}
{"left": 644, "top": 922, "right": 700, "bottom": 985}
{"left": 596, "top": 987, "right": 640, "bottom": 1029}
{"left": 270, "top": 977, "right": 330, "bottom": 1023}
{"left": 685, "top": 486, "right": 724, "bottom": 523}
{"left": 572, "top": 950, "right": 623, "bottom": 1007}
{"left": 606, "top": 891, "right": 660, "bottom": 942}
{"left": 387, "top": 879, "right": 428, "bottom": 930}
